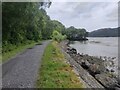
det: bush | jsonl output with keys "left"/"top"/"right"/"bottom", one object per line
{"left": 51, "top": 30, "right": 67, "bottom": 42}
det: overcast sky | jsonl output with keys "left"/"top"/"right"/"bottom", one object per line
{"left": 46, "top": 1, "right": 118, "bottom": 32}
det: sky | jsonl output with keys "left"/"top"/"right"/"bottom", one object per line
{"left": 46, "top": 1, "right": 118, "bottom": 32}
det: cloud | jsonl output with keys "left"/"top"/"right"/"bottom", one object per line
{"left": 105, "top": 3, "right": 118, "bottom": 22}
{"left": 46, "top": 2, "right": 118, "bottom": 31}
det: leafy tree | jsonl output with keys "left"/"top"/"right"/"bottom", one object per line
{"left": 64, "top": 26, "right": 87, "bottom": 40}
{"left": 51, "top": 20, "right": 65, "bottom": 33}
{"left": 51, "top": 30, "right": 66, "bottom": 42}
{"left": 2, "top": 2, "right": 51, "bottom": 53}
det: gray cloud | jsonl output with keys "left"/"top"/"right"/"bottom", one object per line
{"left": 46, "top": 2, "right": 118, "bottom": 31}
{"left": 105, "top": 3, "right": 118, "bottom": 22}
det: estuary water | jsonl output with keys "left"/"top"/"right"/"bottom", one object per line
{"left": 69, "top": 37, "right": 119, "bottom": 73}
{"left": 69, "top": 37, "right": 118, "bottom": 58}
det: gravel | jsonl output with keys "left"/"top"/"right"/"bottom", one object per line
{"left": 2, "top": 40, "right": 50, "bottom": 88}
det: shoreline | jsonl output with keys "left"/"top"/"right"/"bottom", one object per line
{"left": 60, "top": 40, "right": 119, "bottom": 89}
{"left": 69, "top": 40, "right": 118, "bottom": 75}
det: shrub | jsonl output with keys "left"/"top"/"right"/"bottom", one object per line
{"left": 51, "top": 30, "right": 67, "bottom": 42}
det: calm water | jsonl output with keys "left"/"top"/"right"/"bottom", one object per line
{"left": 70, "top": 37, "right": 118, "bottom": 58}
{"left": 70, "top": 37, "right": 119, "bottom": 74}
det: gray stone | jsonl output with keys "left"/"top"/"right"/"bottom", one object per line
{"left": 61, "top": 48, "right": 104, "bottom": 88}
{"left": 95, "top": 73, "right": 118, "bottom": 88}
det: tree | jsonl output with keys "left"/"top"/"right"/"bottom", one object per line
{"left": 2, "top": 2, "right": 52, "bottom": 53}
{"left": 51, "top": 30, "right": 66, "bottom": 42}
{"left": 64, "top": 26, "right": 88, "bottom": 40}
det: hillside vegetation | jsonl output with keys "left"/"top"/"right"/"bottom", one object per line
{"left": 88, "top": 27, "right": 120, "bottom": 37}
{"left": 2, "top": 2, "right": 88, "bottom": 62}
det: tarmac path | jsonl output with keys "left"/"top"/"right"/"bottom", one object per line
{"left": 2, "top": 40, "right": 50, "bottom": 88}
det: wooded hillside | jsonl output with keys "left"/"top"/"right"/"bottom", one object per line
{"left": 88, "top": 27, "right": 120, "bottom": 37}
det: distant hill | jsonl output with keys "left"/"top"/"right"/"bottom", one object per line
{"left": 88, "top": 27, "right": 120, "bottom": 37}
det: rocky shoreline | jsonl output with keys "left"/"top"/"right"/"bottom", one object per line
{"left": 60, "top": 40, "right": 120, "bottom": 89}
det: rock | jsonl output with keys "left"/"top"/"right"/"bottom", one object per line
{"left": 95, "top": 73, "right": 118, "bottom": 88}
{"left": 118, "top": 74, "right": 120, "bottom": 85}
{"left": 62, "top": 49, "right": 104, "bottom": 88}
{"left": 64, "top": 44, "right": 118, "bottom": 89}
{"left": 81, "top": 60, "right": 90, "bottom": 69}
{"left": 67, "top": 47, "right": 77, "bottom": 54}
{"left": 112, "top": 57, "right": 116, "bottom": 60}
{"left": 71, "top": 48, "right": 77, "bottom": 54}
{"left": 106, "top": 68, "right": 110, "bottom": 72}
{"left": 81, "top": 62, "right": 89, "bottom": 69}
{"left": 67, "top": 47, "right": 72, "bottom": 50}
{"left": 114, "top": 86, "right": 120, "bottom": 90}
{"left": 69, "top": 49, "right": 106, "bottom": 75}
{"left": 85, "top": 60, "right": 91, "bottom": 67}
{"left": 89, "top": 64, "right": 101, "bottom": 75}
{"left": 111, "top": 69, "right": 115, "bottom": 72}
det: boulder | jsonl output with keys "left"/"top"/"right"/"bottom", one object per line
{"left": 67, "top": 47, "right": 77, "bottom": 54}
{"left": 81, "top": 60, "right": 90, "bottom": 69}
{"left": 115, "top": 87, "right": 120, "bottom": 90}
{"left": 95, "top": 73, "right": 118, "bottom": 88}
{"left": 71, "top": 48, "right": 77, "bottom": 54}
{"left": 118, "top": 78, "right": 120, "bottom": 85}
{"left": 89, "top": 64, "right": 101, "bottom": 76}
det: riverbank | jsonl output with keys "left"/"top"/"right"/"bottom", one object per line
{"left": 68, "top": 38, "right": 88, "bottom": 41}
{"left": 60, "top": 40, "right": 120, "bottom": 89}
{"left": 36, "top": 41, "right": 84, "bottom": 88}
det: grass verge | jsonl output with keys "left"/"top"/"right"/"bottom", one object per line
{"left": 2, "top": 41, "right": 41, "bottom": 63}
{"left": 36, "top": 41, "right": 83, "bottom": 88}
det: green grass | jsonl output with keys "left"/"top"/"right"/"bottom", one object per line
{"left": 36, "top": 41, "right": 83, "bottom": 88}
{"left": 0, "top": 54, "right": 1, "bottom": 63}
{"left": 2, "top": 41, "right": 41, "bottom": 63}
{"left": 0, "top": 46, "right": 2, "bottom": 63}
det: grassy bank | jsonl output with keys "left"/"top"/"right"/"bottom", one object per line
{"left": 2, "top": 41, "right": 41, "bottom": 63}
{"left": 0, "top": 47, "right": 1, "bottom": 63}
{"left": 36, "top": 41, "right": 83, "bottom": 88}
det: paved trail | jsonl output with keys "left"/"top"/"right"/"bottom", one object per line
{"left": 2, "top": 40, "right": 50, "bottom": 88}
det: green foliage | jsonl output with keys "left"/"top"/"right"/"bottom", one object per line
{"left": 2, "top": 1, "right": 88, "bottom": 56}
{"left": 51, "top": 30, "right": 66, "bottom": 42}
{"left": 2, "top": 1, "right": 68, "bottom": 60}
{"left": 2, "top": 2, "right": 51, "bottom": 53}
{"left": 63, "top": 26, "right": 88, "bottom": 40}
{"left": 51, "top": 20, "right": 65, "bottom": 33}
{"left": 2, "top": 41, "right": 37, "bottom": 62}
{"left": 41, "top": 20, "right": 66, "bottom": 40}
